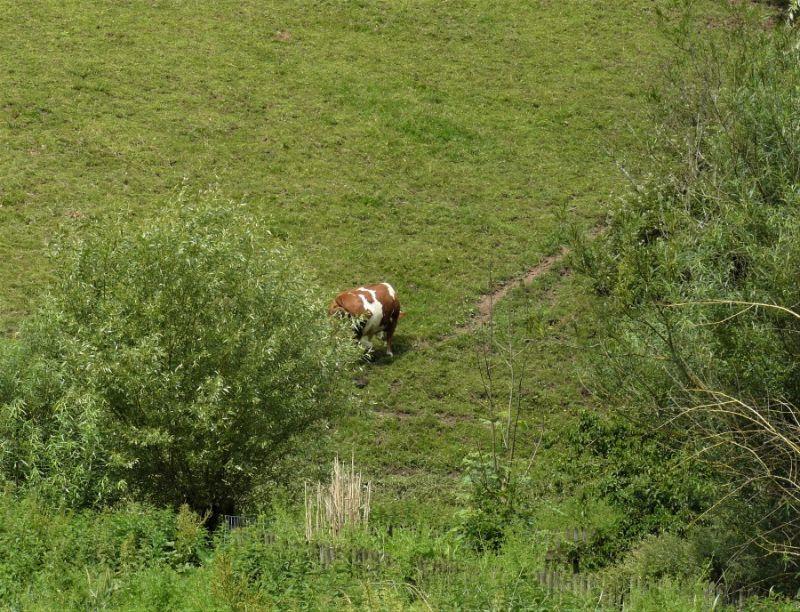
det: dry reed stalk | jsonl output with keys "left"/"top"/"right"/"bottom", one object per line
{"left": 304, "top": 482, "right": 310, "bottom": 541}
{"left": 304, "top": 454, "right": 372, "bottom": 541}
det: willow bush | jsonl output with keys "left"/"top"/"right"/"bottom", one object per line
{"left": 576, "top": 5, "right": 800, "bottom": 591}
{"left": 0, "top": 193, "right": 359, "bottom": 517}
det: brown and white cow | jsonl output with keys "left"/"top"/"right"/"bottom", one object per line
{"left": 328, "top": 283, "right": 404, "bottom": 356}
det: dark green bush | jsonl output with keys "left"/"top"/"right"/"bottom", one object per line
{"left": 565, "top": 411, "right": 713, "bottom": 565}
{"left": 0, "top": 193, "right": 359, "bottom": 516}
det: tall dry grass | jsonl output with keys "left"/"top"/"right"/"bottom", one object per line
{"left": 304, "top": 455, "right": 372, "bottom": 541}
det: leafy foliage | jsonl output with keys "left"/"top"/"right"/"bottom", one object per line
{"left": 565, "top": 411, "right": 713, "bottom": 565}
{"left": 455, "top": 322, "right": 542, "bottom": 552}
{"left": 456, "top": 453, "right": 519, "bottom": 551}
{"left": 575, "top": 7, "right": 800, "bottom": 590}
{"left": 0, "top": 0, "right": 678, "bottom": 538}
{"left": 0, "top": 492, "right": 208, "bottom": 607}
{"left": 0, "top": 193, "right": 359, "bottom": 514}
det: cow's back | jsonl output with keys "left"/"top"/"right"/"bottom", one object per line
{"left": 362, "top": 283, "right": 400, "bottom": 321}
{"left": 329, "top": 282, "right": 402, "bottom": 355}
{"left": 329, "top": 283, "right": 400, "bottom": 331}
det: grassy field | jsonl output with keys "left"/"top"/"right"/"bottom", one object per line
{"left": 1, "top": 0, "right": 671, "bottom": 523}
{"left": 2, "top": 1, "right": 658, "bottom": 332}
{"left": 1, "top": 0, "right": 683, "bottom": 601}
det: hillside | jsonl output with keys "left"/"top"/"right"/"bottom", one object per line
{"left": 2, "top": 0, "right": 661, "bottom": 501}
{"left": 6, "top": 1, "right": 795, "bottom": 609}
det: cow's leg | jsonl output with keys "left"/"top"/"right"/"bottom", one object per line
{"left": 359, "top": 335, "right": 374, "bottom": 352}
{"left": 384, "top": 315, "right": 399, "bottom": 357}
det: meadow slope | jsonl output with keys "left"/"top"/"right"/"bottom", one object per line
{"left": 3, "top": 1, "right": 667, "bottom": 521}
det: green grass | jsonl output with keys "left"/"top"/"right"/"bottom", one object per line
{"left": 1, "top": 0, "right": 666, "bottom": 506}
{"left": 2, "top": 0, "right": 658, "bottom": 334}
{"left": 7, "top": 1, "right": 789, "bottom": 607}
{"left": 0, "top": 0, "right": 699, "bottom": 604}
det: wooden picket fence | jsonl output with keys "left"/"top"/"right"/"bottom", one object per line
{"left": 315, "top": 544, "right": 387, "bottom": 568}
{"left": 534, "top": 570, "right": 754, "bottom": 609}
{"left": 544, "top": 527, "right": 596, "bottom": 573}
{"left": 535, "top": 527, "right": 755, "bottom": 608}
{"left": 552, "top": 527, "right": 595, "bottom": 546}
{"left": 221, "top": 518, "right": 757, "bottom": 608}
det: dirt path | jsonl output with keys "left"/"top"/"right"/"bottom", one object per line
{"left": 383, "top": 245, "right": 573, "bottom": 422}
{"left": 452, "top": 246, "right": 571, "bottom": 337}
{"left": 403, "top": 225, "right": 603, "bottom": 357}
{"left": 440, "top": 224, "right": 605, "bottom": 340}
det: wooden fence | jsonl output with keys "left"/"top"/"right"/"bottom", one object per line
{"left": 316, "top": 544, "right": 386, "bottom": 568}
{"left": 222, "top": 517, "right": 757, "bottom": 608}
{"left": 533, "top": 570, "right": 754, "bottom": 609}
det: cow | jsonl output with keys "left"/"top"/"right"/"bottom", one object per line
{"left": 328, "top": 283, "right": 404, "bottom": 357}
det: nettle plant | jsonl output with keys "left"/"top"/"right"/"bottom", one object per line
{"left": 0, "top": 192, "right": 359, "bottom": 519}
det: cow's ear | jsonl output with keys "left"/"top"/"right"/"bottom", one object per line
{"left": 398, "top": 311, "right": 406, "bottom": 319}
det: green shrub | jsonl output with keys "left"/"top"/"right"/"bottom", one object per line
{"left": 0, "top": 192, "right": 359, "bottom": 516}
{"left": 174, "top": 504, "right": 208, "bottom": 567}
{"left": 575, "top": 5, "right": 800, "bottom": 592}
{"left": 454, "top": 319, "right": 540, "bottom": 553}
{"left": 0, "top": 493, "right": 209, "bottom": 606}
{"left": 610, "top": 532, "right": 705, "bottom": 585}
{"left": 455, "top": 453, "right": 522, "bottom": 552}
{"left": 565, "top": 411, "right": 713, "bottom": 565}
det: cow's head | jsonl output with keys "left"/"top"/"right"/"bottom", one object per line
{"left": 328, "top": 301, "right": 346, "bottom": 317}
{"left": 328, "top": 301, "right": 368, "bottom": 337}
